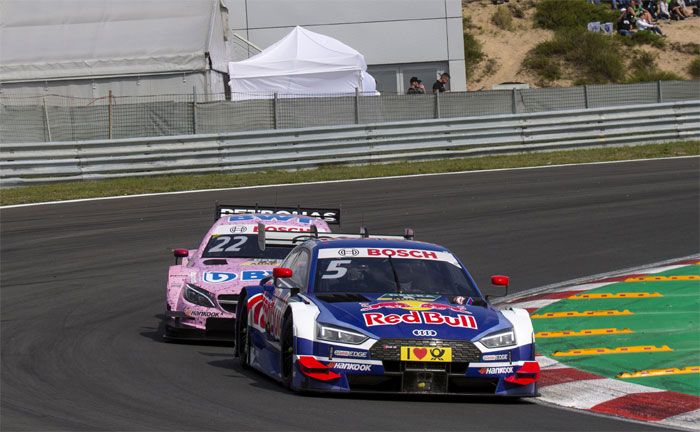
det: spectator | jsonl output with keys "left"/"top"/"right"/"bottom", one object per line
{"left": 432, "top": 72, "right": 450, "bottom": 94}
{"left": 637, "top": 14, "right": 664, "bottom": 33}
{"left": 670, "top": 0, "right": 693, "bottom": 18}
{"left": 406, "top": 77, "right": 425, "bottom": 94}
{"left": 656, "top": 0, "right": 671, "bottom": 20}
{"left": 617, "top": 7, "right": 636, "bottom": 35}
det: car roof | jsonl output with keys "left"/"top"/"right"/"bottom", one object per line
{"left": 308, "top": 237, "right": 448, "bottom": 252}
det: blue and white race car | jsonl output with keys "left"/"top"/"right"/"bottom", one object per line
{"left": 235, "top": 229, "right": 540, "bottom": 396}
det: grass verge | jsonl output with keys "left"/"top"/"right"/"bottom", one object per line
{"left": 1, "top": 141, "right": 698, "bottom": 206}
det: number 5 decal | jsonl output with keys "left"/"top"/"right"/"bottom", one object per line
{"left": 322, "top": 259, "right": 351, "bottom": 279}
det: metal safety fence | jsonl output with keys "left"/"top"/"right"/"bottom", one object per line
{"left": 2, "top": 100, "right": 698, "bottom": 186}
{"left": 1, "top": 80, "right": 698, "bottom": 143}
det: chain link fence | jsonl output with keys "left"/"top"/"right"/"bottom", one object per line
{"left": 1, "top": 80, "right": 698, "bottom": 143}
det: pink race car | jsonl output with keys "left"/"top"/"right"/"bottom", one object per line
{"left": 164, "top": 204, "right": 338, "bottom": 341}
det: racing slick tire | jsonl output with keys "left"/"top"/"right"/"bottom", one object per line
{"left": 281, "top": 315, "right": 295, "bottom": 390}
{"left": 235, "top": 295, "right": 251, "bottom": 369}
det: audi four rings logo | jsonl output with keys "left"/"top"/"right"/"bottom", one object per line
{"left": 337, "top": 249, "right": 360, "bottom": 256}
{"left": 412, "top": 329, "right": 438, "bottom": 337}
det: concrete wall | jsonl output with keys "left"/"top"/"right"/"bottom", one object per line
{"left": 225, "top": 0, "right": 466, "bottom": 94}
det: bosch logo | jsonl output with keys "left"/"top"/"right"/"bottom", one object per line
{"left": 412, "top": 329, "right": 438, "bottom": 337}
{"left": 337, "top": 248, "right": 360, "bottom": 257}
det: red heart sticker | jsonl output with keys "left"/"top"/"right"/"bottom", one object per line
{"left": 413, "top": 348, "right": 427, "bottom": 359}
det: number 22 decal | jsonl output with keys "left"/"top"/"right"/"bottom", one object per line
{"left": 209, "top": 235, "right": 248, "bottom": 253}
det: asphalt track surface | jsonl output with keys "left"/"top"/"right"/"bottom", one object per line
{"left": 2, "top": 157, "right": 698, "bottom": 431}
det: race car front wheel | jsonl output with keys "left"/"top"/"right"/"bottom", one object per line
{"left": 236, "top": 296, "right": 251, "bottom": 369}
{"left": 281, "top": 316, "right": 294, "bottom": 389}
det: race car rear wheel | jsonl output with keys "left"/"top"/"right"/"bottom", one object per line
{"left": 236, "top": 296, "right": 251, "bottom": 369}
{"left": 281, "top": 316, "right": 294, "bottom": 389}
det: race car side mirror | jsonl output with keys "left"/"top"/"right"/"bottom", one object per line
{"left": 491, "top": 275, "right": 509, "bottom": 287}
{"left": 488, "top": 275, "right": 510, "bottom": 298}
{"left": 273, "top": 267, "right": 293, "bottom": 278}
{"left": 173, "top": 248, "right": 189, "bottom": 264}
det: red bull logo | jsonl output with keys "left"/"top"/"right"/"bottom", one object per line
{"left": 363, "top": 310, "right": 478, "bottom": 329}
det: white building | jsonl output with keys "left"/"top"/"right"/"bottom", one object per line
{"left": 0, "top": 0, "right": 234, "bottom": 98}
{"left": 225, "top": 0, "right": 467, "bottom": 94}
{"left": 0, "top": 0, "right": 466, "bottom": 97}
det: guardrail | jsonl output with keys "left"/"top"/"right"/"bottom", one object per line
{"left": 1, "top": 100, "right": 698, "bottom": 186}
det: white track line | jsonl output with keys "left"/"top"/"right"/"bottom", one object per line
{"left": 2, "top": 155, "right": 697, "bottom": 209}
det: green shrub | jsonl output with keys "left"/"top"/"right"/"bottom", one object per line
{"left": 671, "top": 42, "right": 700, "bottom": 55}
{"left": 534, "top": 0, "right": 618, "bottom": 30}
{"left": 523, "top": 56, "right": 562, "bottom": 82}
{"left": 627, "top": 68, "right": 684, "bottom": 83}
{"left": 508, "top": 3, "right": 526, "bottom": 19}
{"left": 625, "top": 51, "right": 684, "bottom": 82}
{"left": 525, "top": 29, "right": 625, "bottom": 84}
{"left": 618, "top": 31, "right": 666, "bottom": 49}
{"left": 689, "top": 58, "right": 700, "bottom": 79}
{"left": 492, "top": 5, "right": 514, "bottom": 31}
{"left": 463, "top": 32, "right": 485, "bottom": 77}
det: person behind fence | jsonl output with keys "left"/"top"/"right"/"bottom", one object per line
{"left": 636, "top": 11, "right": 664, "bottom": 34}
{"left": 406, "top": 77, "right": 426, "bottom": 94}
{"left": 656, "top": 0, "right": 672, "bottom": 21}
{"left": 617, "top": 7, "right": 636, "bottom": 35}
{"left": 670, "top": 0, "right": 696, "bottom": 18}
{"left": 432, "top": 72, "right": 450, "bottom": 94}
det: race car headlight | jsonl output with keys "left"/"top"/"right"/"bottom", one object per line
{"left": 316, "top": 324, "right": 368, "bottom": 345}
{"left": 479, "top": 329, "right": 516, "bottom": 348}
{"left": 184, "top": 284, "right": 216, "bottom": 308}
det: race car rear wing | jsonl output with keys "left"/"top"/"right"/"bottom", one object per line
{"left": 215, "top": 203, "right": 341, "bottom": 224}
{"left": 257, "top": 223, "right": 414, "bottom": 250}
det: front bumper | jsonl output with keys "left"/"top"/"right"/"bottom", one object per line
{"left": 164, "top": 311, "right": 236, "bottom": 342}
{"left": 292, "top": 338, "right": 538, "bottom": 396}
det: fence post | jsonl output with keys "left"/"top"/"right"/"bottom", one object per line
{"left": 42, "top": 96, "right": 52, "bottom": 142}
{"left": 192, "top": 86, "right": 197, "bottom": 135}
{"left": 434, "top": 92, "right": 441, "bottom": 119}
{"left": 584, "top": 85, "right": 589, "bottom": 109}
{"left": 354, "top": 87, "right": 360, "bottom": 124}
{"left": 657, "top": 80, "right": 662, "bottom": 103}
{"left": 273, "top": 93, "right": 278, "bottom": 129}
{"left": 108, "top": 90, "right": 113, "bottom": 139}
{"left": 511, "top": 89, "right": 517, "bottom": 114}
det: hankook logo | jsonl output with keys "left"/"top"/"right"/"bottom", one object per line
{"left": 412, "top": 329, "right": 438, "bottom": 337}
{"left": 337, "top": 249, "right": 360, "bottom": 257}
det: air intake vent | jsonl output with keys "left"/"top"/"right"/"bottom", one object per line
{"left": 315, "top": 293, "right": 370, "bottom": 303}
{"left": 217, "top": 294, "right": 239, "bottom": 313}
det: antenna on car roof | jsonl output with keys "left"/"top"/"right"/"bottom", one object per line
{"left": 360, "top": 227, "right": 369, "bottom": 238}
{"left": 403, "top": 228, "right": 414, "bottom": 240}
{"left": 310, "top": 224, "right": 319, "bottom": 238}
{"left": 257, "top": 222, "right": 266, "bottom": 251}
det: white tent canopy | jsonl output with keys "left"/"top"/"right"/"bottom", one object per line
{"left": 228, "top": 26, "right": 377, "bottom": 100}
{"left": 0, "top": 0, "right": 232, "bottom": 82}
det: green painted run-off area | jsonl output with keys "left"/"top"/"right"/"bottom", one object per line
{"left": 533, "top": 263, "right": 700, "bottom": 396}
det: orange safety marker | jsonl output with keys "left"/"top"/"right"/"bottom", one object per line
{"left": 568, "top": 292, "right": 662, "bottom": 299}
{"left": 552, "top": 345, "right": 672, "bottom": 357}
{"left": 617, "top": 366, "right": 700, "bottom": 379}
{"left": 536, "top": 328, "right": 634, "bottom": 338}
{"left": 624, "top": 275, "right": 700, "bottom": 282}
{"left": 531, "top": 310, "right": 633, "bottom": 319}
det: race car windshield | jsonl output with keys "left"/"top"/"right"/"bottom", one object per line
{"left": 313, "top": 257, "right": 480, "bottom": 298}
{"left": 202, "top": 234, "right": 290, "bottom": 259}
